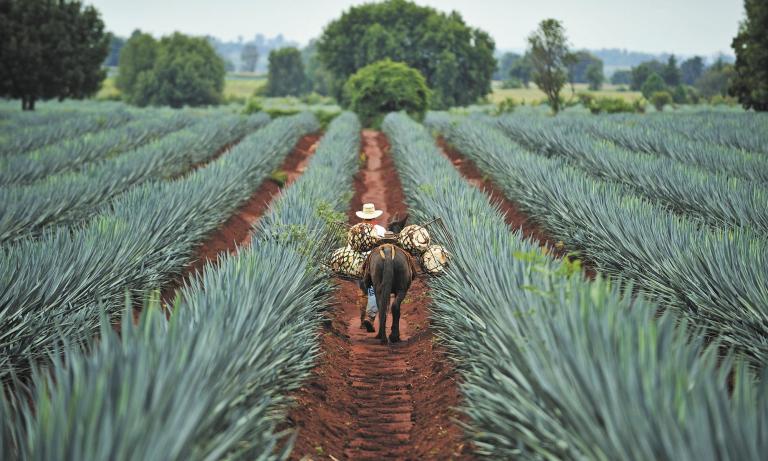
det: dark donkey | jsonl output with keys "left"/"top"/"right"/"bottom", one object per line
{"left": 362, "top": 213, "right": 415, "bottom": 344}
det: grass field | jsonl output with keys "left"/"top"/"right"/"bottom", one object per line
{"left": 97, "top": 75, "right": 267, "bottom": 102}
{"left": 489, "top": 81, "right": 643, "bottom": 104}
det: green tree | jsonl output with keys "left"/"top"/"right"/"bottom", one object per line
{"left": 509, "top": 53, "right": 534, "bottom": 88}
{"left": 116, "top": 31, "right": 158, "bottom": 96}
{"left": 302, "top": 40, "right": 334, "bottom": 96}
{"left": 641, "top": 72, "right": 667, "bottom": 99}
{"left": 586, "top": 62, "right": 604, "bottom": 90}
{"left": 610, "top": 70, "right": 632, "bottom": 85}
{"left": 342, "top": 59, "right": 429, "bottom": 127}
{"left": 651, "top": 91, "right": 673, "bottom": 111}
{"left": 0, "top": 0, "right": 110, "bottom": 110}
{"left": 731, "top": 0, "right": 768, "bottom": 111}
{"left": 265, "top": 47, "right": 306, "bottom": 96}
{"left": 494, "top": 52, "right": 521, "bottom": 80}
{"left": 566, "top": 51, "right": 602, "bottom": 83}
{"left": 630, "top": 60, "right": 665, "bottom": 90}
{"left": 696, "top": 59, "right": 735, "bottom": 99}
{"left": 680, "top": 56, "right": 704, "bottom": 85}
{"left": 317, "top": 0, "right": 495, "bottom": 109}
{"left": 240, "top": 43, "right": 259, "bottom": 72}
{"left": 662, "top": 55, "right": 681, "bottom": 86}
{"left": 528, "top": 19, "right": 569, "bottom": 114}
{"left": 129, "top": 33, "right": 225, "bottom": 108}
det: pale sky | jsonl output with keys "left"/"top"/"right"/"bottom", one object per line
{"left": 87, "top": 0, "right": 744, "bottom": 56}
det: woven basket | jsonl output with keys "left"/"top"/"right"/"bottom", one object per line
{"left": 421, "top": 244, "right": 450, "bottom": 274}
{"left": 398, "top": 225, "right": 431, "bottom": 255}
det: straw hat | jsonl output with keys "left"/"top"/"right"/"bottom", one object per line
{"left": 356, "top": 203, "right": 383, "bottom": 220}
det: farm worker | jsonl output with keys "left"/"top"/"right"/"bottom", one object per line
{"left": 356, "top": 203, "right": 386, "bottom": 332}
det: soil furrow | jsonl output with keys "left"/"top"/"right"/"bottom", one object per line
{"left": 438, "top": 137, "right": 596, "bottom": 278}
{"left": 285, "top": 130, "right": 470, "bottom": 460}
{"left": 158, "top": 133, "right": 320, "bottom": 307}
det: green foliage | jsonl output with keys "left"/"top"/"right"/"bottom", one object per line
{"left": 0, "top": 113, "right": 317, "bottom": 385}
{"left": 630, "top": 60, "right": 665, "bottom": 90}
{"left": 342, "top": 59, "right": 429, "bottom": 127}
{"left": 494, "top": 97, "right": 518, "bottom": 115}
{"left": 116, "top": 31, "right": 158, "bottom": 95}
{"left": 641, "top": 72, "right": 667, "bottom": 99}
{"left": 695, "top": 59, "right": 735, "bottom": 99}
{"left": 500, "top": 78, "right": 523, "bottom": 89}
{"left": 317, "top": 0, "right": 495, "bottom": 109}
{"left": 565, "top": 50, "right": 603, "bottom": 84}
{"left": 389, "top": 112, "right": 768, "bottom": 460}
{"left": 528, "top": 19, "right": 570, "bottom": 114}
{"left": 651, "top": 91, "right": 673, "bottom": 111}
{"left": 493, "top": 52, "right": 521, "bottom": 80}
{"left": 302, "top": 40, "right": 334, "bottom": 96}
{"left": 104, "top": 34, "right": 125, "bottom": 67}
{"left": 730, "top": 0, "right": 768, "bottom": 111}
{"left": 269, "top": 169, "right": 289, "bottom": 186}
{"left": 680, "top": 56, "right": 704, "bottom": 85}
{"left": 662, "top": 55, "right": 681, "bottom": 86}
{"left": 0, "top": 0, "right": 110, "bottom": 110}
{"left": 509, "top": 53, "right": 534, "bottom": 88}
{"left": 610, "top": 69, "right": 632, "bottom": 85}
{"left": 129, "top": 33, "right": 225, "bottom": 108}
{"left": 585, "top": 62, "right": 604, "bottom": 90}
{"left": 582, "top": 95, "right": 640, "bottom": 114}
{"left": 243, "top": 98, "right": 263, "bottom": 115}
{"left": 266, "top": 47, "right": 307, "bottom": 97}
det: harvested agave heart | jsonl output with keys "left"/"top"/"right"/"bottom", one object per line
{"left": 347, "top": 223, "right": 379, "bottom": 252}
{"left": 421, "top": 244, "right": 450, "bottom": 274}
{"left": 398, "top": 224, "right": 431, "bottom": 255}
{"left": 329, "top": 246, "right": 367, "bottom": 278}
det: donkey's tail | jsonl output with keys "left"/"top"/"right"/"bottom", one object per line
{"left": 378, "top": 245, "right": 395, "bottom": 318}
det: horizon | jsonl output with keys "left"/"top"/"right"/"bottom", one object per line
{"left": 87, "top": 0, "right": 743, "bottom": 57}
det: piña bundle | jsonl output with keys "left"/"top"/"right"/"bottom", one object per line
{"left": 329, "top": 246, "right": 367, "bottom": 278}
{"left": 347, "top": 223, "right": 379, "bottom": 252}
{"left": 421, "top": 244, "right": 450, "bottom": 274}
{"left": 398, "top": 224, "right": 430, "bottom": 255}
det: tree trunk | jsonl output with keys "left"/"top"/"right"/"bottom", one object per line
{"left": 29, "top": 97, "right": 35, "bottom": 111}
{"left": 21, "top": 96, "right": 36, "bottom": 111}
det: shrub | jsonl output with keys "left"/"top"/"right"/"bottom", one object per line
{"left": 585, "top": 96, "right": 640, "bottom": 114}
{"left": 243, "top": 98, "right": 263, "bottom": 115}
{"left": 641, "top": 72, "right": 667, "bottom": 99}
{"left": 501, "top": 78, "right": 523, "bottom": 89}
{"left": 651, "top": 91, "right": 673, "bottom": 111}
{"left": 342, "top": 59, "right": 429, "bottom": 127}
{"left": 494, "top": 97, "right": 518, "bottom": 115}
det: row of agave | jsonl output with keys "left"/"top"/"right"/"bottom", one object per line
{"left": 0, "top": 112, "right": 361, "bottom": 460}
{"left": 0, "top": 109, "right": 195, "bottom": 186}
{"left": 383, "top": 111, "right": 768, "bottom": 459}
{"left": 0, "top": 107, "right": 134, "bottom": 156}
{"left": 430, "top": 115, "right": 768, "bottom": 367}
{"left": 445, "top": 113, "right": 768, "bottom": 236}
{"left": 556, "top": 114, "right": 768, "bottom": 184}
{"left": 0, "top": 112, "right": 318, "bottom": 386}
{"left": 0, "top": 113, "right": 269, "bottom": 244}
{"left": 606, "top": 111, "right": 768, "bottom": 154}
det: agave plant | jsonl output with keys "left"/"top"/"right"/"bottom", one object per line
{"left": 0, "top": 113, "right": 269, "bottom": 244}
{"left": 431, "top": 115, "right": 768, "bottom": 366}
{"left": 459, "top": 113, "right": 768, "bottom": 236}
{"left": 0, "top": 109, "right": 134, "bottom": 156}
{"left": 0, "top": 112, "right": 361, "bottom": 460}
{"left": 0, "top": 113, "right": 318, "bottom": 386}
{"left": 384, "top": 112, "right": 768, "bottom": 459}
{"left": 0, "top": 110, "right": 195, "bottom": 186}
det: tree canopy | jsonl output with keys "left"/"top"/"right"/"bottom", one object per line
{"left": 342, "top": 59, "right": 429, "bottom": 127}
{"left": 265, "top": 47, "right": 307, "bottom": 96}
{"left": 240, "top": 43, "right": 259, "bottom": 72}
{"left": 317, "top": 0, "right": 495, "bottom": 109}
{"left": 680, "top": 56, "right": 704, "bottom": 85}
{"left": 731, "top": 0, "right": 768, "bottom": 111}
{"left": 0, "top": 0, "right": 110, "bottom": 110}
{"left": 118, "top": 32, "right": 225, "bottom": 107}
{"left": 528, "top": 19, "right": 569, "bottom": 114}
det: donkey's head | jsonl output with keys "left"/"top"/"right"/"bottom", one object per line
{"left": 387, "top": 213, "right": 409, "bottom": 234}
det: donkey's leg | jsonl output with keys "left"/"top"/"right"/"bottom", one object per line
{"left": 389, "top": 291, "right": 406, "bottom": 343}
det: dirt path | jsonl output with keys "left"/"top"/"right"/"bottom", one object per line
{"left": 438, "top": 137, "right": 596, "bottom": 278}
{"left": 286, "top": 131, "right": 469, "bottom": 460}
{"left": 159, "top": 134, "right": 320, "bottom": 307}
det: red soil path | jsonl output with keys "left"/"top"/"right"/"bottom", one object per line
{"left": 158, "top": 133, "right": 320, "bottom": 307}
{"left": 438, "top": 137, "right": 596, "bottom": 278}
{"left": 285, "top": 131, "right": 470, "bottom": 460}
